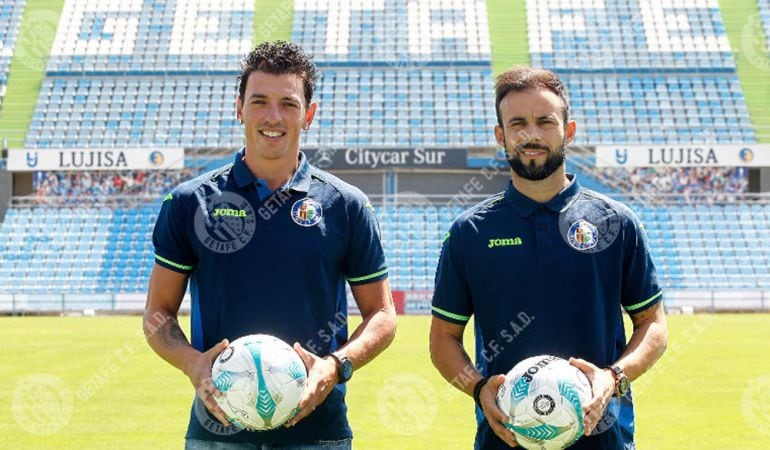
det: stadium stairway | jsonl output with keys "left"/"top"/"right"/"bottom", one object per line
{"left": 0, "top": 0, "right": 66, "bottom": 148}
{"left": 486, "top": 0, "right": 530, "bottom": 73}
{"left": 720, "top": 0, "right": 770, "bottom": 142}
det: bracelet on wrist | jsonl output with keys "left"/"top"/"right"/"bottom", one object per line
{"left": 472, "top": 377, "right": 490, "bottom": 410}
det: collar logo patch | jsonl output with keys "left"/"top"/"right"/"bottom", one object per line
{"left": 567, "top": 219, "right": 598, "bottom": 251}
{"left": 291, "top": 198, "right": 323, "bottom": 227}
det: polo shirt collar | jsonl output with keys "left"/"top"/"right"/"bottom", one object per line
{"left": 232, "top": 147, "right": 312, "bottom": 193}
{"left": 505, "top": 174, "right": 581, "bottom": 217}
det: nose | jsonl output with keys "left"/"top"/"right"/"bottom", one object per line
{"left": 263, "top": 104, "right": 282, "bottom": 124}
{"left": 512, "top": 128, "right": 544, "bottom": 150}
{"left": 520, "top": 123, "right": 543, "bottom": 144}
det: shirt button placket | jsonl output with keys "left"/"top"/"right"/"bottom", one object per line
{"left": 535, "top": 209, "right": 553, "bottom": 252}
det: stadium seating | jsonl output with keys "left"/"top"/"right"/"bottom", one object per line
{"left": 2, "top": 0, "right": 769, "bottom": 302}
{"left": 293, "top": 0, "right": 496, "bottom": 149}
{"left": 528, "top": 0, "right": 734, "bottom": 70}
{"left": 27, "top": 0, "right": 759, "bottom": 148}
{"left": 46, "top": 0, "right": 252, "bottom": 73}
{"left": 386, "top": 201, "right": 770, "bottom": 291}
{"left": 380, "top": 201, "right": 770, "bottom": 292}
{"left": 0, "top": 0, "right": 24, "bottom": 104}
{"left": 24, "top": 69, "right": 496, "bottom": 149}
{"left": 309, "top": 68, "right": 496, "bottom": 148}
{"left": 633, "top": 202, "right": 770, "bottom": 290}
{"left": 26, "top": 0, "right": 254, "bottom": 149}
{"left": 565, "top": 74, "right": 755, "bottom": 145}
{"left": 26, "top": 0, "right": 498, "bottom": 149}
{"left": 0, "top": 206, "right": 155, "bottom": 294}
{"left": 292, "top": 0, "right": 491, "bottom": 63}
{"left": 26, "top": 70, "right": 756, "bottom": 148}
{"left": 2, "top": 200, "right": 769, "bottom": 295}
{"left": 25, "top": 76, "right": 241, "bottom": 148}
{"left": 527, "top": 0, "right": 756, "bottom": 144}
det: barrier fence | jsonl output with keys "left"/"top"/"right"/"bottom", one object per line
{"left": 2, "top": 289, "right": 769, "bottom": 315}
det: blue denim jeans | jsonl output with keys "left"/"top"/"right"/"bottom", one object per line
{"left": 185, "top": 438, "right": 352, "bottom": 450}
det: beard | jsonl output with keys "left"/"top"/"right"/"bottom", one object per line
{"left": 506, "top": 140, "right": 566, "bottom": 181}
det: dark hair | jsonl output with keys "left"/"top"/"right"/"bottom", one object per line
{"left": 238, "top": 41, "right": 319, "bottom": 106}
{"left": 494, "top": 66, "right": 570, "bottom": 126}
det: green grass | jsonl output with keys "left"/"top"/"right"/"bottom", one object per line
{"left": 0, "top": 0, "right": 65, "bottom": 148}
{"left": 253, "top": 0, "right": 295, "bottom": 45}
{"left": 1, "top": 314, "right": 770, "bottom": 449}
{"left": 719, "top": 0, "right": 770, "bottom": 142}
{"left": 486, "top": 0, "right": 530, "bottom": 75}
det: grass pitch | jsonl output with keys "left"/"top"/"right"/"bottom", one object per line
{"left": 1, "top": 314, "right": 769, "bottom": 449}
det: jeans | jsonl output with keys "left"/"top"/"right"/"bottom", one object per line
{"left": 185, "top": 438, "right": 353, "bottom": 450}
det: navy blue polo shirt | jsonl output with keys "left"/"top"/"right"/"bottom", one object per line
{"left": 432, "top": 175, "right": 662, "bottom": 450}
{"left": 152, "top": 149, "right": 388, "bottom": 445}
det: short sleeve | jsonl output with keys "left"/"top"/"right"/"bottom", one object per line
{"left": 342, "top": 196, "right": 388, "bottom": 286}
{"left": 152, "top": 192, "right": 197, "bottom": 274}
{"left": 431, "top": 222, "right": 473, "bottom": 325}
{"left": 621, "top": 211, "right": 663, "bottom": 313}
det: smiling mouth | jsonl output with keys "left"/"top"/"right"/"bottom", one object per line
{"left": 518, "top": 148, "right": 548, "bottom": 157}
{"left": 259, "top": 130, "right": 286, "bottom": 138}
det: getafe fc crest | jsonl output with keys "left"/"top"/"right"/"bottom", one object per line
{"left": 291, "top": 198, "right": 323, "bottom": 227}
{"left": 558, "top": 198, "right": 621, "bottom": 253}
{"left": 567, "top": 219, "right": 599, "bottom": 251}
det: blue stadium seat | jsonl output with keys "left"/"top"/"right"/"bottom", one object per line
{"left": 0, "top": 0, "right": 24, "bottom": 104}
{"left": 522, "top": 0, "right": 757, "bottom": 145}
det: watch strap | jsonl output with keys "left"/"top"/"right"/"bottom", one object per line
{"left": 606, "top": 365, "right": 627, "bottom": 397}
{"left": 329, "top": 352, "right": 352, "bottom": 383}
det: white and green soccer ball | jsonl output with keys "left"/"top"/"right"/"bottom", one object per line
{"left": 496, "top": 355, "right": 592, "bottom": 450}
{"left": 212, "top": 334, "right": 307, "bottom": 431}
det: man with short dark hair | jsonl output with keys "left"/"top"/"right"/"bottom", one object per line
{"left": 429, "top": 66, "right": 668, "bottom": 449}
{"left": 144, "top": 41, "right": 396, "bottom": 450}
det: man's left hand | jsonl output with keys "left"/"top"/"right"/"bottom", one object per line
{"left": 286, "top": 342, "right": 340, "bottom": 427}
{"left": 569, "top": 357, "right": 615, "bottom": 436}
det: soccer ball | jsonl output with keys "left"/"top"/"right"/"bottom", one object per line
{"left": 211, "top": 334, "right": 307, "bottom": 430}
{"left": 496, "top": 355, "right": 592, "bottom": 449}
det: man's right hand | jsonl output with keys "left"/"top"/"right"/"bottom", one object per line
{"left": 479, "top": 374, "right": 519, "bottom": 448}
{"left": 184, "top": 339, "right": 230, "bottom": 426}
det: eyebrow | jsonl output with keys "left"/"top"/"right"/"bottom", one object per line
{"left": 248, "top": 93, "right": 300, "bottom": 103}
{"left": 506, "top": 114, "right": 557, "bottom": 126}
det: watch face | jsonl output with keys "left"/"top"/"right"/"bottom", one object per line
{"left": 617, "top": 376, "right": 630, "bottom": 396}
{"left": 341, "top": 358, "right": 353, "bottom": 381}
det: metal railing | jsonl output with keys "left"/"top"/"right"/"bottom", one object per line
{"left": 2, "top": 290, "right": 769, "bottom": 314}
{"left": 368, "top": 192, "right": 770, "bottom": 209}
{"left": 5, "top": 191, "right": 770, "bottom": 211}
{"left": 9, "top": 195, "right": 162, "bottom": 208}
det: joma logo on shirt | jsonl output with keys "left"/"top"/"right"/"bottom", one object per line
{"left": 212, "top": 208, "right": 247, "bottom": 217}
{"left": 488, "top": 237, "right": 523, "bottom": 248}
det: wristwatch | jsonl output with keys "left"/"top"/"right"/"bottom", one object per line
{"left": 329, "top": 353, "right": 353, "bottom": 384}
{"left": 607, "top": 365, "right": 630, "bottom": 397}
